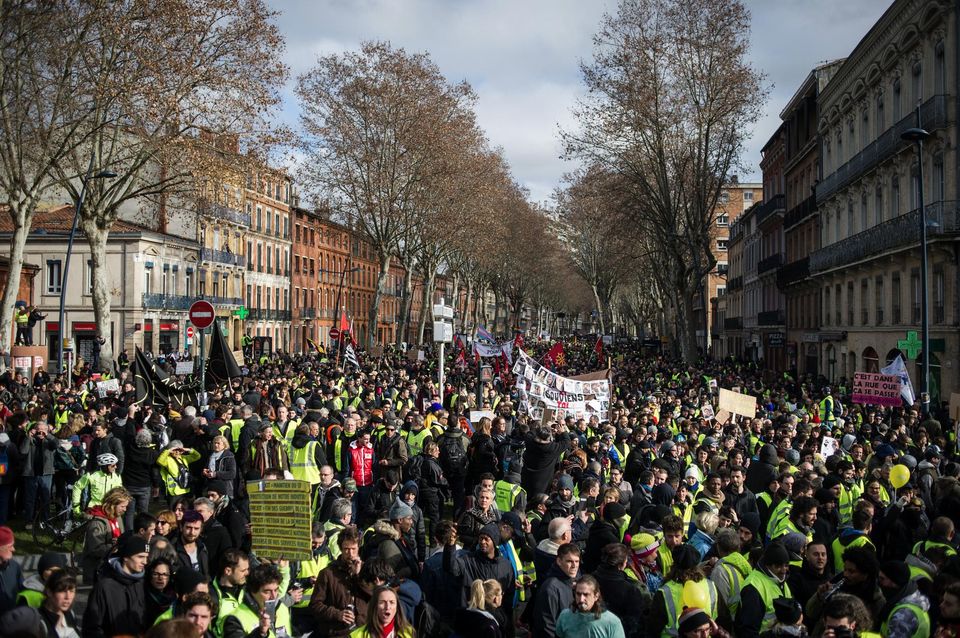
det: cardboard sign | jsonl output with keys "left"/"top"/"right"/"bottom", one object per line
{"left": 714, "top": 408, "right": 731, "bottom": 424}
{"left": 248, "top": 479, "right": 312, "bottom": 561}
{"left": 469, "top": 410, "right": 495, "bottom": 424}
{"left": 821, "top": 436, "right": 840, "bottom": 458}
{"left": 718, "top": 388, "right": 757, "bottom": 418}
{"left": 175, "top": 361, "right": 194, "bottom": 375}
{"left": 232, "top": 350, "right": 245, "bottom": 366}
{"left": 851, "top": 372, "right": 902, "bottom": 407}
{"left": 95, "top": 378, "right": 120, "bottom": 398}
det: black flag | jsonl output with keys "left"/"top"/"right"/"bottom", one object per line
{"left": 206, "top": 320, "right": 242, "bottom": 390}
{"left": 132, "top": 347, "right": 199, "bottom": 410}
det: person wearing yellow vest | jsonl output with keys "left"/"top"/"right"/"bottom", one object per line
{"left": 156, "top": 441, "right": 200, "bottom": 505}
{"left": 878, "top": 560, "right": 932, "bottom": 638}
{"left": 648, "top": 544, "right": 719, "bottom": 637}
{"left": 494, "top": 463, "right": 527, "bottom": 514}
{"left": 709, "top": 528, "right": 752, "bottom": 625}
{"left": 833, "top": 509, "right": 876, "bottom": 573}
{"left": 213, "top": 549, "right": 250, "bottom": 635}
{"left": 16, "top": 552, "right": 68, "bottom": 608}
{"left": 404, "top": 415, "right": 433, "bottom": 460}
{"left": 658, "top": 515, "right": 686, "bottom": 577}
{"left": 350, "top": 585, "right": 415, "bottom": 638}
{"left": 72, "top": 453, "right": 124, "bottom": 515}
{"left": 836, "top": 461, "right": 861, "bottom": 527}
{"left": 221, "top": 563, "right": 295, "bottom": 638}
{"left": 272, "top": 405, "right": 300, "bottom": 453}
{"left": 913, "top": 517, "right": 958, "bottom": 559}
{"left": 151, "top": 567, "right": 209, "bottom": 626}
{"left": 290, "top": 523, "right": 332, "bottom": 634}
{"left": 820, "top": 387, "right": 837, "bottom": 425}
{"left": 289, "top": 424, "right": 328, "bottom": 506}
{"left": 772, "top": 495, "right": 818, "bottom": 544}
{"left": 735, "top": 541, "right": 793, "bottom": 638}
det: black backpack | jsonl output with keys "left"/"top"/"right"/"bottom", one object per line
{"left": 405, "top": 454, "right": 424, "bottom": 481}
{"left": 415, "top": 599, "right": 446, "bottom": 638}
{"left": 439, "top": 434, "right": 466, "bottom": 476}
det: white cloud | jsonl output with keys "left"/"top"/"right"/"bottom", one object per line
{"left": 269, "top": 0, "right": 893, "bottom": 202}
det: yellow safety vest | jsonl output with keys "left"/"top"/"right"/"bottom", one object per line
{"left": 213, "top": 579, "right": 244, "bottom": 635}
{"left": 294, "top": 551, "right": 330, "bottom": 607}
{"left": 15, "top": 589, "right": 43, "bottom": 608}
{"left": 157, "top": 448, "right": 200, "bottom": 497}
{"left": 832, "top": 535, "right": 875, "bottom": 573}
{"left": 290, "top": 440, "right": 322, "bottom": 485}
{"left": 231, "top": 601, "right": 291, "bottom": 638}
{"left": 405, "top": 428, "right": 432, "bottom": 458}
{"left": 494, "top": 480, "right": 523, "bottom": 513}
{"left": 229, "top": 419, "right": 245, "bottom": 452}
{"left": 741, "top": 570, "right": 791, "bottom": 633}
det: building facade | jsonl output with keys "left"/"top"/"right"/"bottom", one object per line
{"left": 811, "top": 0, "right": 958, "bottom": 402}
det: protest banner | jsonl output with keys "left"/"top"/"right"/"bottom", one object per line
{"left": 718, "top": 388, "right": 757, "bottom": 418}
{"left": 821, "top": 436, "right": 840, "bottom": 458}
{"left": 95, "top": 378, "right": 120, "bottom": 398}
{"left": 469, "top": 410, "right": 495, "bottom": 424}
{"left": 248, "top": 479, "right": 312, "bottom": 560}
{"left": 175, "top": 361, "right": 194, "bottom": 375}
{"left": 851, "top": 372, "right": 902, "bottom": 407}
{"left": 515, "top": 348, "right": 611, "bottom": 422}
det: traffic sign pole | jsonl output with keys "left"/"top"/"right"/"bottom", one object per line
{"left": 189, "top": 300, "right": 215, "bottom": 410}
{"left": 199, "top": 326, "right": 207, "bottom": 409}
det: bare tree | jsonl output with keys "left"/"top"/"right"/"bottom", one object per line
{"left": 564, "top": 0, "right": 766, "bottom": 362}
{"left": 50, "top": 0, "right": 287, "bottom": 367}
{"left": 298, "top": 41, "right": 476, "bottom": 349}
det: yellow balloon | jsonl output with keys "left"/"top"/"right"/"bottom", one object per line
{"left": 890, "top": 464, "right": 910, "bottom": 489}
{"left": 682, "top": 579, "right": 711, "bottom": 611}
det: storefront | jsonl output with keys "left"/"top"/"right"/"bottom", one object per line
{"left": 159, "top": 321, "right": 179, "bottom": 355}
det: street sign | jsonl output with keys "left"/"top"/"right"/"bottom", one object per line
{"left": 186, "top": 326, "right": 195, "bottom": 339}
{"left": 329, "top": 328, "right": 341, "bottom": 340}
{"left": 189, "top": 300, "right": 215, "bottom": 329}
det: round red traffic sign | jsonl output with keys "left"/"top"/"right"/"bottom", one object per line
{"left": 329, "top": 328, "right": 341, "bottom": 340}
{"left": 189, "top": 300, "right": 215, "bottom": 329}
{"left": 186, "top": 326, "right": 195, "bottom": 338}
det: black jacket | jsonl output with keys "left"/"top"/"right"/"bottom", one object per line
{"left": 201, "top": 518, "right": 235, "bottom": 573}
{"left": 583, "top": 519, "right": 621, "bottom": 573}
{"left": 443, "top": 543, "right": 516, "bottom": 617}
{"left": 467, "top": 432, "right": 499, "bottom": 483}
{"left": 173, "top": 537, "right": 210, "bottom": 581}
{"left": 746, "top": 444, "right": 779, "bottom": 495}
{"left": 531, "top": 562, "right": 575, "bottom": 638}
{"left": 121, "top": 442, "right": 160, "bottom": 489}
{"left": 521, "top": 432, "right": 572, "bottom": 498}
{"left": 215, "top": 499, "right": 249, "bottom": 551}
{"left": 594, "top": 561, "right": 650, "bottom": 637}
{"left": 82, "top": 558, "right": 146, "bottom": 638}
{"left": 88, "top": 434, "right": 125, "bottom": 474}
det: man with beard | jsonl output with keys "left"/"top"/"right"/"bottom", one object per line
{"left": 787, "top": 540, "right": 830, "bottom": 630}
{"left": 807, "top": 546, "right": 885, "bottom": 632}
{"left": 556, "top": 574, "right": 627, "bottom": 638}
{"left": 211, "top": 550, "right": 249, "bottom": 630}
{"left": 935, "top": 581, "right": 960, "bottom": 637}
{"left": 735, "top": 542, "right": 793, "bottom": 638}
{"left": 724, "top": 465, "right": 758, "bottom": 521}
{"left": 771, "top": 496, "right": 818, "bottom": 543}
{"left": 374, "top": 420, "right": 408, "bottom": 486}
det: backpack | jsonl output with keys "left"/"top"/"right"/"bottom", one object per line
{"left": 415, "top": 599, "right": 445, "bottom": 638}
{"left": 405, "top": 455, "right": 424, "bottom": 482}
{"left": 54, "top": 446, "right": 78, "bottom": 472}
{"left": 439, "top": 434, "right": 466, "bottom": 476}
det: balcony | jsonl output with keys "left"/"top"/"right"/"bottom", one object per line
{"left": 810, "top": 200, "right": 960, "bottom": 273}
{"left": 207, "top": 296, "right": 243, "bottom": 307}
{"left": 758, "top": 309, "right": 785, "bottom": 326}
{"left": 755, "top": 194, "right": 786, "bottom": 225}
{"left": 142, "top": 293, "right": 193, "bottom": 310}
{"left": 777, "top": 257, "right": 810, "bottom": 288}
{"left": 200, "top": 248, "right": 246, "bottom": 267}
{"left": 203, "top": 201, "right": 251, "bottom": 227}
{"left": 727, "top": 276, "right": 742, "bottom": 292}
{"left": 817, "top": 94, "right": 947, "bottom": 203}
{"left": 724, "top": 317, "right": 743, "bottom": 330}
{"left": 301, "top": 307, "right": 316, "bottom": 319}
{"left": 757, "top": 253, "right": 783, "bottom": 275}
{"left": 784, "top": 194, "right": 817, "bottom": 230}
{"left": 248, "top": 309, "right": 292, "bottom": 321}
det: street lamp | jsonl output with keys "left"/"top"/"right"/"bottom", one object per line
{"left": 901, "top": 108, "right": 931, "bottom": 414}
{"left": 58, "top": 156, "right": 117, "bottom": 374}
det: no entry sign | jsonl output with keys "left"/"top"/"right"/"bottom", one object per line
{"left": 329, "top": 328, "right": 341, "bottom": 340}
{"left": 186, "top": 326, "right": 195, "bottom": 339}
{"left": 189, "top": 300, "right": 215, "bottom": 329}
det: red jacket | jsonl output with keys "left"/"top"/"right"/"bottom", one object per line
{"left": 349, "top": 440, "right": 374, "bottom": 487}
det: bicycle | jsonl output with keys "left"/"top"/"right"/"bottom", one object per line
{"left": 32, "top": 507, "right": 90, "bottom": 564}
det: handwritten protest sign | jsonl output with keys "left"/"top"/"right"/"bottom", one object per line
{"left": 851, "top": 372, "right": 902, "bottom": 407}
{"left": 95, "top": 379, "right": 120, "bottom": 398}
{"left": 469, "top": 410, "right": 495, "bottom": 424}
{"left": 718, "top": 388, "right": 757, "bottom": 418}
{"left": 821, "top": 436, "right": 840, "bottom": 458}
{"left": 175, "top": 361, "right": 194, "bottom": 375}
{"left": 248, "top": 480, "right": 312, "bottom": 561}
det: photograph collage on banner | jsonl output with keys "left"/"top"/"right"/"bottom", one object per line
{"left": 512, "top": 349, "right": 611, "bottom": 422}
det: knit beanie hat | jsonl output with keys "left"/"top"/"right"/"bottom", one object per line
{"left": 557, "top": 474, "right": 575, "bottom": 491}
{"left": 762, "top": 541, "right": 791, "bottom": 567}
{"left": 774, "top": 598, "right": 803, "bottom": 625}
{"left": 388, "top": 500, "right": 414, "bottom": 521}
{"left": 603, "top": 503, "right": 626, "bottom": 522}
{"left": 678, "top": 608, "right": 711, "bottom": 635}
{"left": 631, "top": 533, "right": 660, "bottom": 559}
{"left": 205, "top": 479, "right": 229, "bottom": 496}
{"left": 174, "top": 567, "right": 206, "bottom": 596}
{"left": 117, "top": 534, "right": 150, "bottom": 559}
{"left": 38, "top": 552, "right": 68, "bottom": 574}
{"left": 478, "top": 522, "right": 501, "bottom": 545}
{"left": 880, "top": 560, "right": 911, "bottom": 589}
{"left": 0, "top": 526, "right": 13, "bottom": 546}
{"left": 672, "top": 544, "right": 701, "bottom": 570}
{"left": 739, "top": 512, "right": 761, "bottom": 535}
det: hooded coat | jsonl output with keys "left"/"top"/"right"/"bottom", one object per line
{"left": 443, "top": 531, "right": 516, "bottom": 619}
{"left": 82, "top": 557, "right": 146, "bottom": 638}
{"left": 399, "top": 482, "right": 427, "bottom": 561}
{"left": 746, "top": 444, "right": 779, "bottom": 495}
{"left": 367, "top": 519, "right": 420, "bottom": 580}
{"left": 520, "top": 431, "right": 572, "bottom": 498}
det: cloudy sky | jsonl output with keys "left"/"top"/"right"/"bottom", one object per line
{"left": 270, "top": 0, "right": 891, "bottom": 203}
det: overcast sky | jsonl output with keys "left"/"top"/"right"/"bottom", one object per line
{"left": 271, "top": 0, "right": 891, "bottom": 203}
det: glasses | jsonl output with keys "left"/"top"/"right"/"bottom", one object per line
{"left": 152, "top": 572, "right": 171, "bottom": 579}
{"left": 157, "top": 521, "right": 171, "bottom": 527}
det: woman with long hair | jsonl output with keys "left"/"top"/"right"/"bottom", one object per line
{"left": 142, "top": 557, "right": 177, "bottom": 626}
{"left": 454, "top": 579, "right": 506, "bottom": 638}
{"left": 79, "top": 486, "right": 132, "bottom": 583}
{"left": 351, "top": 585, "right": 415, "bottom": 638}
{"left": 154, "top": 510, "right": 178, "bottom": 540}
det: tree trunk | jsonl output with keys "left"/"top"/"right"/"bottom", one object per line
{"left": 416, "top": 269, "right": 437, "bottom": 344}
{"left": 492, "top": 288, "right": 503, "bottom": 335}
{"left": 0, "top": 207, "right": 33, "bottom": 366}
{"left": 676, "top": 281, "right": 699, "bottom": 364}
{"left": 591, "top": 284, "right": 606, "bottom": 335}
{"left": 369, "top": 253, "right": 391, "bottom": 350}
{"left": 83, "top": 219, "right": 114, "bottom": 370}
{"left": 475, "top": 285, "right": 486, "bottom": 330}
{"left": 461, "top": 278, "right": 472, "bottom": 334}
{"left": 396, "top": 267, "right": 414, "bottom": 348}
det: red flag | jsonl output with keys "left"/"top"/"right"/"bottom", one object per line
{"left": 545, "top": 342, "right": 566, "bottom": 368}
{"left": 514, "top": 333, "right": 524, "bottom": 351}
{"left": 339, "top": 312, "right": 350, "bottom": 333}
{"left": 455, "top": 348, "right": 466, "bottom": 369}
{"left": 595, "top": 336, "right": 604, "bottom": 365}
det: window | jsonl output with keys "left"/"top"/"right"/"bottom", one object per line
{"left": 275, "top": 214, "right": 280, "bottom": 236}
{"left": 185, "top": 272, "right": 192, "bottom": 297}
{"left": 717, "top": 262, "right": 728, "bottom": 276}
{"left": 743, "top": 191, "right": 753, "bottom": 202}
{"left": 891, "top": 175, "right": 900, "bottom": 217}
{"left": 824, "top": 287, "right": 831, "bottom": 326}
{"left": 717, "top": 239, "right": 728, "bottom": 251}
{"left": 875, "top": 275, "right": 884, "bottom": 324}
{"left": 934, "top": 267, "right": 945, "bottom": 324}
{"left": 934, "top": 153, "right": 945, "bottom": 202}
{"left": 295, "top": 224, "right": 300, "bottom": 242}
{"left": 861, "top": 109, "right": 869, "bottom": 147}
{"left": 256, "top": 285, "right": 262, "bottom": 309}
{"left": 910, "top": 162, "right": 920, "bottom": 209}
{"left": 848, "top": 119, "right": 855, "bottom": 152}
{"left": 717, "top": 213, "right": 729, "bottom": 226}
{"left": 161, "top": 269, "right": 168, "bottom": 296}
{"left": 875, "top": 185, "right": 883, "bottom": 225}
{"left": 257, "top": 243, "right": 263, "bottom": 272}
{"left": 266, "top": 246, "right": 273, "bottom": 273}
{"left": 265, "top": 209, "right": 271, "bottom": 233}
{"left": 912, "top": 61, "right": 923, "bottom": 105}
{"left": 875, "top": 92, "right": 885, "bottom": 137}
{"left": 717, "top": 286, "right": 726, "bottom": 297}
{"left": 892, "top": 78, "right": 902, "bottom": 121}
{"left": 892, "top": 272, "right": 901, "bottom": 324}
{"left": 144, "top": 268, "right": 152, "bottom": 295}
{"left": 835, "top": 284, "right": 842, "bottom": 326}
{"left": 720, "top": 191, "right": 729, "bottom": 203}
{"left": 85, "top": 260, "right": 93, "bottom": 295}
{"left": 847, "top": 200, "right": 854, "bottom": 237}
{"left": 935, "top": 41, "right": 946, "bottom": 95}
{"left": 46, "top": 260, "right": 62, "bottom": 294}
{"left": 212, "top": 277, "right": 219, "bottom": 298}
{"left": 246, "top": 284, "right": 252, "bottom": 307}
{"left": 847, "top": 282, "right": 854, "bottom": 326}
{"left": 861, "top": 278, "right": 869, "bottom": 325}
{"left": 911, "top": 269, "right": 921, "bottom": 323}
{"left": 256, "top": 207, "right": 262, "bottom": 231}
{"left": 860, "top": 193, "right": 868, "bottom": 232}
{"left": 199, "top": 278, "right": 205, "bottom": 296}
{"left": 294, "top": 255, "right": 300, "bottom": 273}
{"left": 275, "top": 288, "right": 281, "bottom": 310}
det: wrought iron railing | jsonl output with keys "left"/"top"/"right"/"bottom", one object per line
{"left": 758, "top": 309, "right": 785, "bottom": 326}
{"left": 724, "top": 317, "right": 742, "bottom": 330}
{"left": 204, "top": 201, "right": 251, "bottom": 227}
{"left": 784, "top": 195, "right": 817, "bottom": 230}
{"left": 810, "top": 200, "right": 959, "bottom": 272}
{"left": 755, "top": 194, "right": 785, "bottom": 225}
{"left": 142, "top": 293, "right": 193, "bottom": 310}
{"left": 817, "top": 95, "right": 947, "bottom": 202}
{"left": 758, "top": 253, "right": 783, "bottom": 275}
{"left": 727, "top": 276, "right": 742, "bottom": 291}
{"left": 777, "top": 257, "right": 810, "bottom": 288}
{"left": 200, "top": 248, "right": 246, "bottom": 267}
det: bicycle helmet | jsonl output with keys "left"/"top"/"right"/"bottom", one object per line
{"left": 97, "top": 453, "right": 119, "bottom": 466}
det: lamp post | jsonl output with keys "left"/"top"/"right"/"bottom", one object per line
{"left": 901, "top": 107, "right": 931, "bottom": 414}
{"left": 57, "top": 155, "right": 116, "bottom": 374}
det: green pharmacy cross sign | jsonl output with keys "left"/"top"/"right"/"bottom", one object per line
{"left": 234, "top": 306, "right": 249, "bottom": 320}
{"left": 898, "top": 330, "right": 923, "bottom": 360}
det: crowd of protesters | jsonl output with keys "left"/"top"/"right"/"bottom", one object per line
{"left": 0, "top": 336, "right": 958, "bottom": 638}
